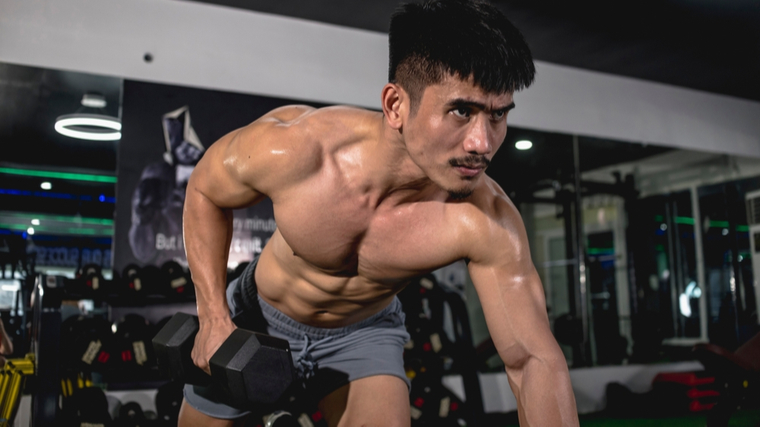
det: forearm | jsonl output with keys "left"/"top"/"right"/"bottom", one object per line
{"left": 183, "top": 184, "right": 234, "bottom": 320}
{"left": 506, "top": 355, "right": 578, "bottom": 427}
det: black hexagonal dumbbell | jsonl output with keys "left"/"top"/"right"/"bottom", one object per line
{"left": 152, "top": 312, "right": 296, "bottom": 408}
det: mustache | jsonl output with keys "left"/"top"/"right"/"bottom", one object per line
{"left": 449, "top": 155, "right": 490, "bottom": 169}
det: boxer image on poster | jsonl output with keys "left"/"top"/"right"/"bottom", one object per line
{"left": 128, "top": 106, "right": 204, "bottom": 266}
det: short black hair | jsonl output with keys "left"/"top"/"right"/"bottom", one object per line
{"left": 388, "top": 0, "right": 535, "bottom": 112}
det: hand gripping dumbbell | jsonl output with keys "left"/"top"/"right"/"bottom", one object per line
{"left": 152, "top": 312, "right": 296, "bottom": 408}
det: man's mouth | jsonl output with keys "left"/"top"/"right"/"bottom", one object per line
{"left": 449, "top": 156, "right": 490, "bottom": 177}
{"left": 454, "top": 165, "right": 483, "bottom": 177}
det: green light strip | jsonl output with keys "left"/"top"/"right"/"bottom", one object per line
{"left": 0, "top": 167, "right": 117, "bottom": 183}
{"left": 654, "top": 216, "right": 696, "bottom": 225}
{"left": 0, "top": 212, "right": 114, "bottom": 226}
{"left": 0, "top": 223, "right": 113, "bottom": 236}
{"left": 736, "top": 225, "right": 749, "bottom": 232}
{"left": 674, "top": 216, "right": 695, "bottom": 225}
{"left": 65, "top": 227, "right": 110, "bottom": 236}
{"left": 710, "top": 220, "right": 730, "bottom": 228}
{"left": 587, "top": 247, "right": 614, "bottom": 255}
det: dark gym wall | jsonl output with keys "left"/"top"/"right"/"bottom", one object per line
{"left": 113, "top": 80, "right": 323, "bottom": 272}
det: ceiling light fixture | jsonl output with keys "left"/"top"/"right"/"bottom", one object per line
{"left": 515, "top": 140, "right": 533, "bottom": 150}
{"left": 54, "top": 93, "right": 121, "bottom": 141}
{"left": 40, "top": 182, "right": 52, "bottom": 190}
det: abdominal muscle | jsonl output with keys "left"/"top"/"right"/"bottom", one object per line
{"left": 252, "top": 233, "right": 406, "bottom": 329}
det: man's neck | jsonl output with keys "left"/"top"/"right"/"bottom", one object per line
{"left": 359, "top": 114, "right": 443, "bottom": 206}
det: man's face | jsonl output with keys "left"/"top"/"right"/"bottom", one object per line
{"left": 402, "top": 75, "right": 514, "bottom": 199}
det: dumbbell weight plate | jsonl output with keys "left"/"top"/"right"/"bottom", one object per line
{"left": 63, "top": 316, "right": 115, "bottom": 373}
{"left": 82, "top": 264, "right": 103, "bottom": 291}
{"left": 210, "top": 329, "right": 296, "bottom": 407}
{"left": 152, "top": 313, "right": 210, "bottom": 386}
{"left": 161, "top": 261, "right": 192, "bottom": 298}
{"left": 113, "top": 314, "right": 155, "bottom": 371}
{"left": 120, "top": 264, "right": 148, "bottom": 302}
{"left": 74, "top": 263, "right": 105, "bottom": 298}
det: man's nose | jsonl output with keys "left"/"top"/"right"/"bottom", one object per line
{"left": 462, "top": 117, "right": 493, "bottom": 155}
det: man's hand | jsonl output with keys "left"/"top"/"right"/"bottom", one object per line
{"left": 191, "top": 317, "right": 237, "bottom": 375}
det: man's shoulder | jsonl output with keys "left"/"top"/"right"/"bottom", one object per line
{"left": 253, "top": 104, "right": 377, "bottom": 147}
{"left": 262, "top": 104, "right": 375, "bottom": 128}
{"left": 446, "top": 177, "right": 525, "bottom": 261}
{"left": 453, "top": 176, "right": 519, "bottom": 227}
{"left": 228, "top": 104, "right": 378, "bottom": 193}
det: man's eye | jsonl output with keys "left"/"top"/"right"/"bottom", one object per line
{"left": 492, "top": 110, "right": 507, "bottom": 120}
{"left": 452, "top": 108, "right": 470, "bottom": 118}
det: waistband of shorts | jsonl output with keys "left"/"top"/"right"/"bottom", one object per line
{"left": 258, "top": 295, "right": 402, "bottom": 340}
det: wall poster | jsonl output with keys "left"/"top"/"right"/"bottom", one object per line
{"left": 113, "top": 80, "right": 323, "bottom": 273}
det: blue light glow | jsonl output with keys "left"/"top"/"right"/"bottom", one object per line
{"left": 0, "top": 188, "right": 115, "bottom": 203}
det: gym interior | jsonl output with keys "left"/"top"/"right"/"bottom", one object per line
{"left": 1, "top": 0, "right": 759, "bottom": 426}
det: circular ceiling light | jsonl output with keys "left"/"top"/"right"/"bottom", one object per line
{"left": 55, "top": 114, "right": 122, "bottom": 141}
{"left": 515, "top": 140, "right": 533, "bottom": 150}
{"left": 55, "top": 94, "right": 122, "bottom": 141}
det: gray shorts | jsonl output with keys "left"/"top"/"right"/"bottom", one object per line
{"left": 184, "top": 259, "right": 411, "bottom": 419}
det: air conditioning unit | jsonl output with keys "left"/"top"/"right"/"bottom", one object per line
{"left": 744, "top": 189, "right": 760, "bottom": 324}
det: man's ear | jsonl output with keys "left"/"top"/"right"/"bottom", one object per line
{"left": 381, "top": 83, "right": 406, "bottom": 130}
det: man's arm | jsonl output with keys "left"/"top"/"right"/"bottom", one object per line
{"left": 183, "top": 105, "right": 317, "bottom": 373}
{"left": 463, "top": 187, "right": 578, "bottom": 426}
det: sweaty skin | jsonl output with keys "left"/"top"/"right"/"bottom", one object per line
{"left": 182, "top": 75, "right": 579, "bottom": 427}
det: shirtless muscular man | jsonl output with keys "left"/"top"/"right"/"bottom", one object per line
{"left": 180, "top": 0, "right": 579, "bottom": 426}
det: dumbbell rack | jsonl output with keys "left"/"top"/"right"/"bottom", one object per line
{"left": 29, "top": 275, "right": 63, "bottom": 425}
{"left": 26, "top": 273, "right": 197, "bottom": 425}
{"left": 28, "top": 271, "right": 487, "bottom": 426}
{"left": 398, "top": 276, "right": 486, "bottom": 426}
